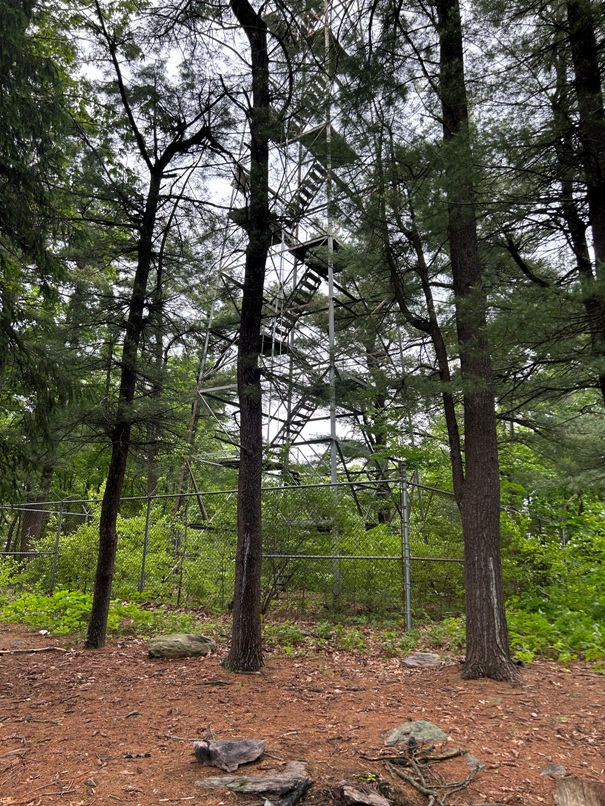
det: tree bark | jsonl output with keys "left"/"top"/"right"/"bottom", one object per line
{"left": 86, "top": 168, "right": 162, "bottom": 649}
{"left": 566, "top": 0, "right": 605, "bottom": 270}
{"left": 436, "top": 0, "right": 518, "bottom": 682}
{"left": 224, "top": 0, "right": 271, "bottom": 672}
{"left": 564, "top": 0, "right": 605, "bottom": 401}
{"left": 378, "top": 137, "right": 464, "bottom": 494}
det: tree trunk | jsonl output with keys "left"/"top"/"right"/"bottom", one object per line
{"left": 565, "top": 0, "right": 605, "bottom": 401}
{"left": 86, "top": 169, "right": 161, "bottom": 649}
{"left": 379, "top": 140, "right": 464, "bottom": 495}
{"left": 224, "top": 0, "right": 271, "bottom": 673}
{"left": 82, "top": 1, "right": 228, "bottom": 648}
{"left": 436, "top": 0, "right": 518, "bottom": 682}
{"left": 145, "top": 264, "right": 165, "bottom": 497}
{"left": 554, "top": 776, "right": 605, "bottom": 806}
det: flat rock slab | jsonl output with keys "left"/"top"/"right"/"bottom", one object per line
{"left": 197, "top": 760, "right": 310, "bottom": 796}
{"left": 148, "top": 634, "right": 216, "bottom": 658}
{"left": 193, "top": 739, "right": 265, "bottom": 772}
{"left": 401, "top": 652, "right": 441, "bottom": 668}
{"left": 341, "top": 782, "right": 392, "bottom": 805}
{"left": 385, "top": 720, "right": 448, "bottom": 746}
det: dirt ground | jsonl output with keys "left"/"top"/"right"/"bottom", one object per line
{"left": 1, "top": 623, "right": 604, "bottom": 806}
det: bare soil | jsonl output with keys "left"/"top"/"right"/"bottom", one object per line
{"left": 1, "top": 622, "right": 604, "bottom": 806}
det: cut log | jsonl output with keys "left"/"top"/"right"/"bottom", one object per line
{"left": 197, "top": 760, "right": 310, "bottom": 795}
{"left": 554, "top": 778, "right": 605, "bottom": 806}
{"left": 147, "top": 634, "right": 216, "bottom": 658}
{"left": 193, "top": 739, "right": 265, "bottom": 772}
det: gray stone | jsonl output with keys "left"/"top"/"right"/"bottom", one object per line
{"left": 148, "top": 633, "right": 216, "bottom": 658}
{"left": 262, "top": 779, "right": 312, "bottom": 806}
{"left": 197, "top": 760, "right": 310, "bottom": 796}
{"left": 193, "top": 739, "right": 265, "bottom": 772}
{"left": 542, "top": 764, "right": 567, "bottom": 777}
{"left": 464, "top": 752, "right": 485, "bottom": 771}
{"left": 385, "top": 720, "right": 448, "bottom": 746}
{"left": 401, "top": 652, "right": 441, "bottom": 668}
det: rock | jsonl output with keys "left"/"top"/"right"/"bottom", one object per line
{"left": 197, "top": 760, "right": 310, "bottom": 796}
{"left": 147, "top": 634, "right": 216, "bottom": 658}
{"left": 193, "top": 739, "right": 265, "bottom": 772}
{"left": 340, "top": 782, "right": 392, "bottom": 805}
{"left": 385, "top": 720, "right": 448, "bottom": 746}
{"left": 542, "top": 764, "right": 567, "bottom": 777}
{"left": 554, "top": 777, "right": 605, "bottom": 806}
{"left": 401, "top": 652, "right": 441, "bottom": 668}
{"left": 463, "top": 752, "right": 485, "bottom": 772}
{"left": 262, "top": 779, "right": 312, "bottom": 805}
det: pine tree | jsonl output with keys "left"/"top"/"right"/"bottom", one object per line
{"left": 223, "top": 0, "right": 272, "bottom": 673}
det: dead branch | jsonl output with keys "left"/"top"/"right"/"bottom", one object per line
{"left": 0, "top": 646, "right": 67, "bottom": 655}
{"left": 361, "top": 748, "right": 465, "bottom": 764}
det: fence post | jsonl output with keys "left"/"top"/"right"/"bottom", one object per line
{"left": 50, "top": 499, "right": 64, "bottom": 593}
{"left": 139, "top": 494, "right": 153, "bottom": 594}
{"left": 401, "top": 462, "right": 412, "bottom": 631}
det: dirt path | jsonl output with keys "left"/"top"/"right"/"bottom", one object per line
{"left": 1, "top": 624, "right": 603, "bottom": 805}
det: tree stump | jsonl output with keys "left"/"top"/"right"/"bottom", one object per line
{"left": 554, "top": 778, "right": 605, "bottom": 806}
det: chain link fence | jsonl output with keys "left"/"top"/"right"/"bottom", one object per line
{"left": 0, "top": 469, "right": 468, "bottom": 622}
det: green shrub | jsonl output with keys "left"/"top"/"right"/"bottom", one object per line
{"left": 503, "top": 505, "right": 605, "bottom": 662}
{"left": 0, "top": 589, "right": 194, "bottom": 637}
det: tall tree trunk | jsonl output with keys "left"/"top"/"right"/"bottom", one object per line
{"left": 552, "top": 76, "right": 605, "bottom": 401}
{"left": 565, "top": 0, "right": 605, "bottom": 400}
{"left": 436, "top": 0, "right": 518, "bottom": 682}
{"left": 381, "top": 168, "right": 464, "bottom": 496}
{"left": 145, "top": 260, "right": 165, "bottom": 497}
{"left": 83, "top": 0, "right": 228, "bottom": 649}
{"left": 224, "top": 0, "right": 271, "bottom": 673}
{"left": 86, "top": 169, "right": 161, "bottom": 649}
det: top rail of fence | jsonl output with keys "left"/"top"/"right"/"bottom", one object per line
{"left": 0, "top": 477, "right": 556, "bottom": 527}
{"left": 0, "top": 478, "right": 407, "bottom": 511}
